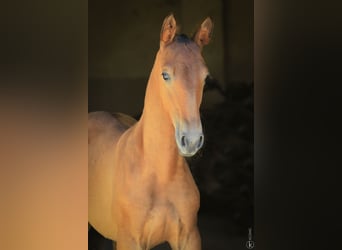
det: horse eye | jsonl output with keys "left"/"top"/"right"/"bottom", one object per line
{"left": 161, "top": 72, "right": 171, "bottom": 81}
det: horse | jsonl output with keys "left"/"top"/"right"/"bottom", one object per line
{"left": 88, "top": 14, "right": 213, "bottom": 250}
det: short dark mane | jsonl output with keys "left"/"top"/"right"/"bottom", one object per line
{"left": 175, "top": 34, "right": 191, "bottom": 44}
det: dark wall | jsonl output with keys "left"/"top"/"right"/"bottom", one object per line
{"left": 89, "top": 0, "right": 253, "bottom": 115}
{"left": 89, "top": 1, "right": 253, "bottom": 249}
{"left": 223, "top": 0, "right": 253, "bottom": 83}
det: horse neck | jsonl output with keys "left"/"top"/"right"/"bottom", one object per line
{"left": 135, "top": 67, "right": 184, "bottom": 179}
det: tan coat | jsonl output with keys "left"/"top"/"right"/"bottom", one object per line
{"left": 88, "top": 14, "right": 213, "bottom": 250}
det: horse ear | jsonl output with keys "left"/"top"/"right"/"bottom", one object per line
{"left": 160, "top": 14, "right": 177, "bottom": 47}
{"left": 193, "top": 17, "right": 213, "bottom": 50}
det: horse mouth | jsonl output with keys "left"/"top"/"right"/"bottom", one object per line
{"left": 178, "top": 150, "right": 197, "bottom": 158}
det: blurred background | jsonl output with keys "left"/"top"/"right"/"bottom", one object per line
{"left": 89, "top": 0, "right": 253, "bottom": 249}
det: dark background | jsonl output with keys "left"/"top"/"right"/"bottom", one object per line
{"left": 89, "top": 0, "right": 253, "bottom": 115}
{"left": 2, "top": 0, "right": 341, "bottom": 250}
{"left": 88, "top": 0, "right": 253, "bottom": 249}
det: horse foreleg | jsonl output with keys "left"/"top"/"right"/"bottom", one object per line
{"left": 186, "top": 228, "right": 201, "bottom": 250}
{"left": 115, "top": 233, "right": 144, "bottom": 250}
{"left": 170, "top": 227, "right": 201, "bottom": 250}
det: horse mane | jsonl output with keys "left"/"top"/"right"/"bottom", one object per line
{"left": 175, "top": 34, "right": 191, "bottom": 44}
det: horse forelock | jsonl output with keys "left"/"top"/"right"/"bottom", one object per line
{"left": 175, "top": 34, "right": 191, "bottom": 44}
{"left": 162, "top": 39, "right": 201, "bottom": 64}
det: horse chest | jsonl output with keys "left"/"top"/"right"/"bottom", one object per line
{"left": 145, "top": 199, "right": 177, "bottom": 229}
{"left": 118, "top": 178, "right": 198, "bottom": 240}
{"left": 137, "top": 194, "right": 183, "bottom": 245}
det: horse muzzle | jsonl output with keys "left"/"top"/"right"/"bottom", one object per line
{"left": 175, "top": 128, "right": 204, "bottom": 157}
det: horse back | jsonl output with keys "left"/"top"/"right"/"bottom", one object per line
{"left": 88, "top": 111, "right": 137, "bottom": 167}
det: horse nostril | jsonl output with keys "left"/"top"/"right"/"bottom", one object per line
{"left": 181, "top": 135, "right": 186, "bottom": 147}
{"left": 198, "top": 135, "right": 204, "bottom": 148}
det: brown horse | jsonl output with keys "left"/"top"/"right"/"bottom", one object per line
{"left": 88, "top": 14, "right": 213, "bottom": 250}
